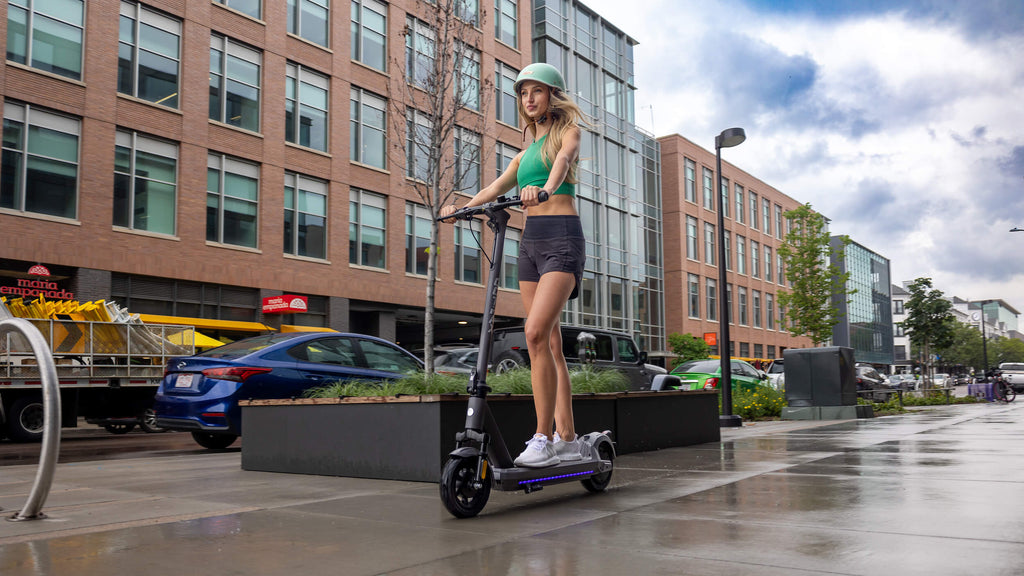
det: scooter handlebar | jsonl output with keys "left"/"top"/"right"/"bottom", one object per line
{"left": 437, "top": 191, "right": 549, "bottom": 222}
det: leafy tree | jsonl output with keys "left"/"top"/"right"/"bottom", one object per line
{"left": 992, "top": 337, "right": 1024, "bottom": 365}
{"left": 776, "top": 204, "right": 854, "bottom": 345}
{"left": 388, "top": 0, "right": 491, "bottom": 372}
{"left": 933, "top": 321, "right": 985, "bottom": 371}
{"left": 903, "top": 278, "right": 955, "bottom": 384}
{"left": 667, "top": 332, "right": 710, "bottom": 369}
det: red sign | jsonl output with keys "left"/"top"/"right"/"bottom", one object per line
{"left": 28, "top": 265, "right": 50, "bottom": 276}
{"left": 262, "top": 295, "right": 308, "bottom": 314}
{"left": 703, "top": 332, "right": 717, "bottom": 346}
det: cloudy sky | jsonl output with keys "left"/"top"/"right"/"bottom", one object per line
{"left": 581, "top": 0, "right": 1024, "bottom": 315}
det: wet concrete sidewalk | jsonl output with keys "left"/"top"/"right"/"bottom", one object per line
{"left": 2, "top": 402, "right": 1023, "bottom": 575}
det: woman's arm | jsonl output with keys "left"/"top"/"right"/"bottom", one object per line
{"left": 441, "top": 152, "right": 523, "bottom": 218}
{"left": 536, "top": 126, "right": 581, "bottom": 201}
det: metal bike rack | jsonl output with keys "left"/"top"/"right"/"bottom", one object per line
{"left": 1, "top": 318, "right": 62, "bottom": 521}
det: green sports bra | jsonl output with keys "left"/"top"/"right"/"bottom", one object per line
{"left": 516, "top": 135, "right": 575, "bottom": 197}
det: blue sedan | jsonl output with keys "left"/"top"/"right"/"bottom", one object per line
{"left": 154, "top": 331, "right": 423, "bottom": 449}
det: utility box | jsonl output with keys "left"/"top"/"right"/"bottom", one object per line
{"left": 782, "top": 346, "right": 867, "bottom": 420}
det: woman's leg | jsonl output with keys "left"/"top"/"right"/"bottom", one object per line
{"left": 518, "top": 271, "right": 576, "bottom": 439}
{"left": 548, "top": 318, "right": 576, "bottom": 440}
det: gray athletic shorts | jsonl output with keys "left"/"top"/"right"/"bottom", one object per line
{"left": 518, "top": 215, "right": 585, "bottom": 300}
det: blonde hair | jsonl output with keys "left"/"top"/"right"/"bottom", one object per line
{"left": 518, "top": 87, "right": 588, "bottom": 185}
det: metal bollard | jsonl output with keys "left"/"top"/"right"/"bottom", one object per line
{"left": 1, "top": 318, "right": 61, "bottom": 521}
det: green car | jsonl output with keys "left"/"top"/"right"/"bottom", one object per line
{"left": 669, "top": 358, "right": 769, "bottom": 392}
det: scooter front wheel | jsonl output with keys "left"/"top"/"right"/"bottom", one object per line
{"left": 440, "top": 456, "right": 491, "bottom": 518}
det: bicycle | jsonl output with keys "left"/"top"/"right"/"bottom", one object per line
{"left": 992, "top": 372, "right": 1016, "bottom": 403}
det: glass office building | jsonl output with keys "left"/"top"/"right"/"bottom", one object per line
{"left": 831, "top": 237, "right": 894, "bottom": 365}
{"left": 532, "top": 1, "right": 666, "bottom": 353}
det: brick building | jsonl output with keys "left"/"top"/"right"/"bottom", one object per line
{"left": 659, "top": 134, "right": 813, "bottom": 361}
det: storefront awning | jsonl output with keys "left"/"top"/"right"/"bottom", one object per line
{"left": 138, "top": 314, "right": 272, "bottom": 333}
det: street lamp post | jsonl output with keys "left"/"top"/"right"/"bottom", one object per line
{"left": 716, "top": 127, "right": 745, "bottom": 428}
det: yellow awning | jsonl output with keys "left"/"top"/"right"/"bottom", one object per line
{"left": 138, "top": 314, "right": 272, "bottom": 333}
{"left": 280, "top": 324, "right": 337, "bottom": 333}
{"left": 167, "top": 328, "right": 226, "bottom": 348}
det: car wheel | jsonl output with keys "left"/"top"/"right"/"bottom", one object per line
{"left": 138, "top": 408, "right": 168, "bottom": 433}
{"left": 6, "top": 396, "right": 46, "bottom": 442}
{"left": 493, "top": 350, "right": 527, "bottom": 374}
{"left": 190, "top": 431, "right": 238, "bottom": 449}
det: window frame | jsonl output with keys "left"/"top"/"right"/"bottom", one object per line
{"left": 284, "top": 171, "right": 328, "bottom": 260}
{"left": 113, "top": 129, "right": 179, "bottom": 235}
{"left": 286, "top": 62, "right": 329, "bottom": 152}
{"left": 348, "top": 187, "right": 387, "bottom": 268}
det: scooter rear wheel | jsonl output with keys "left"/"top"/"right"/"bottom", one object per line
{"left": 440, "top": 456, "right": 491, "bottom": 518}
{"left": 581, "top": 440, "right": 614, "bottom": 493}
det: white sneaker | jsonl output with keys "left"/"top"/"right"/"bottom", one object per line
{"left": 553, "top": 432, "right": 584, "bottom": 461}
{"left": 514, "top": 434, "right": 560, "bottom": 468}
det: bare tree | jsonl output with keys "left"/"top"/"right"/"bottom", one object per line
{"left": 389, "top": 0, "right": 493, "bottom": 372}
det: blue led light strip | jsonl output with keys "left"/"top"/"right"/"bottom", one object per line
{"left": 518, "top": 469, "right": 596, "bottom": 485}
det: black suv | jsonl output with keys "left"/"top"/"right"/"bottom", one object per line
{"left": 488, "top": 326, "right": 664, "bottom": 391}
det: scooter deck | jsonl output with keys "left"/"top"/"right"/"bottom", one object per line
{"left": 490, "top": 458, "right": 613, "bottom": 492}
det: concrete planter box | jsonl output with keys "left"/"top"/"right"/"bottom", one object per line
{"left": 240, "top": 390, "right": 719, "bottom": 483}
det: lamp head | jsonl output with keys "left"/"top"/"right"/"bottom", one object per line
{"left": 716, "top": 127, "right": 746, "bottom": 149}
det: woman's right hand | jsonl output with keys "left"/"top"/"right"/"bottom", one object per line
{"left": 439, "top": 203, "right": 458, "bottom": 220}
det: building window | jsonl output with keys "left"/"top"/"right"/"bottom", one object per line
{"left": 206, "top": 153, "right": 259, "bottom": 248}
{"left": 495, "top": 142, "right": 519, "bottom": 191}
{"left": 895, "top": 344, "right": 906, "bottom": 361}
{"left": 405, "top": 203, "right": 431, "bottom": 275}
{"left": 726, "top": 283, "right": 733, "bottom": 324}
{"left": 738, "top": 287, "right": 748, "bottom": 325}
{"left": 740, "top": 341, "right": 749, "bottom": 357}
{"left": 688, "top": 273, "right": 699, "bottom": 319}
{"left": 895, "top": 323, "right": 905, "bottom": 337}
{"left": 495, "top": 0, "right": 517, "bottom": 47}
{"left": 764, "top": 245, "right": 773, "bottom": 282}
{"left": 406, "top": 109, "right": 432, "bottom": 181}
{"left": 723, "top": 231, "right": 732, "bottom": 271}
{"left": 288, "top": 0, "right": 329, "bottom": 47}
{"left": 286, "top": 63, "right": 328, "bottom": 152}
{"left": 779, "top": 304, "right": 786, "bottom": 328}
{"left": 454, "top": 127, "right": 481, "bottom": 193}
{"left": 735, "top": 185, "right": 744, "bottom": 224}
{"left": 750, "top": 240, "right": 760, "bottom": 278}
{"left": 111, "top": 273, "right": 260, "bottom": 322}
{"left": 684, "top": 159, "right": 696, "bottom": 203}
{"left": 350, "top": 87, "right": 386, "bottom": 169}
{"left": 405, "top": 16, "right": 435, "bottom": 90}
{"left": 284, "top": 172, "right": 327, "bottom": 260}
{"left": 117, "top": 2, "right": 179, "bottom": 107}
{"left": 702, "top": 167, "right": 714, "bottom": 210}
{"left": 703, "top": 222, "right": 715, "bottom": 265}
{"left": 455, "top": 219, "right": 482, "bottom": 283}
{"left": 752, "top": 289, "right": 762, "bottom": 328}
{"left": 775, "top": 204, "right": 784, "bottom": 239}
{"left": 351, "top": 0, "right": 386, "bottom": 71}
{"left": 766, "top": 293, "right": 775, "bottom": 330}
{"left": 719, "top": 177, "right": 729, "bottom": 218}
{"left": 209, "top": 35, "right": 261, "bottom": 132}
{"left": 214, "top": 0, "right": 260, "bottom": 19}
{"left": 736, "top": 235, "right": 746, "bottom": 275}
{"left": 495, "top": 61, "right": 519, "bottom": 126}
{"left": 777, "top": 252, "right": 785, "bottom": 284}
{"left": 767, "top": 345, "right": 776, "bottom": 358}
{"left": 1, "top": 103, "right": 80, "bottom": 219}
{"left": 749, "top": 191, "right": 758, "bottom": 229}
{"left": 456, "top": 0, "right": 480, "bottom": 25}
{"left": 686, "top": 216, "right": 698, "bottom": 260}
{"left": 706, "top": 277, "right": 717, "bottom": 321}
{"left": 580, "top": 271, "right": 601, "bottom": 326}
{"left": 348, "top": 188, "right": 386, "bottom": 268}
{"left": 754, "top": 343, "right": 763, "bottom": 358}
{"left": 113, "top": 130, "right": 177, "bottom": 235}
{"left": 457, "top": 42, "right": 481, "bottom": 111}
{"left": 762, "top": 197, "right": 771, "bottom": 234}
{"left": 7, "top": 0, "right": 84, "bottom": 80}
{"left": 502, "top": 228, "right": 521, "bottom": 289}
{"left": 894, "top": 299, "right": 904, "bottom": 314}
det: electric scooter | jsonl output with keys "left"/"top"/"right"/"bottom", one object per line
{"left": 436, "top": 193, "right": 615, "bottom": 519}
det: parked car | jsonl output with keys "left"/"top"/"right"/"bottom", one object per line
{"left": 488, "top": 326, "right": 663, "bottom": 390}
{"left": 998, "top": 363, "right": 1024, "bottom": 392}
{"left": 154, "top": 332, "right": 423, "bottom": 449}
{"left": 887, "top": 374, "right": 916, "bottom": 391}
{"left": 434, "top": 347, "right": 480, "bottom": 376}
{"left": 931, "top": 373, "right": 952, "bottom": 388}
{"left": 765, "top": 358, "right": 785, "bottom": 390}
{"left": 855, "top": 364, "right": 892, "bottom": 400}
{"left": 669, "top": 358, "right": 769, "bottom": 392}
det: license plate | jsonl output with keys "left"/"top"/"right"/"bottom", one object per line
{"left": 174, "top": 373, "right": 194, "bottom": 388}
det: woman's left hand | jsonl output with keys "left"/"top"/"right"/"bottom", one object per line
{"left": 520, "top": 185, "right": 545, "bottom": 207}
